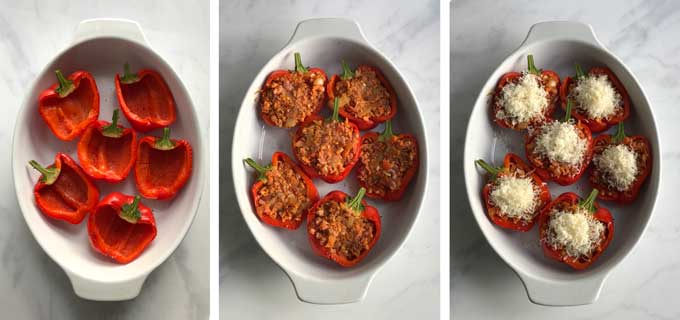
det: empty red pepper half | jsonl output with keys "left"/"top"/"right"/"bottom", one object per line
{"left": 327, "top": 61, "right": 397, "bottom": 130}
{"left": 88, "top": 192, "right": 157, "bottom": 264}
{"left": 77, "top": 109, "right": 137, "bottom": 183}
{"left": 589, "top": 122, "right": 652, "bottom": 203}
{"left": 357, "top": 120, "right": 419, "bottom": 201}
{"left": 135, "top": 127, "right": 192, "bottom": 199}
{"left": 29, "top": 153, "right": 99, "bottom": 224}
{"left": 538, "top": 189, "right": 614, "bottom": 270}
{"left": 560, "top": 64, "right": 630, "bottom": 133}
{"left": 244, "top": 152, "right": 319, "bottom": 230}
{"left": 115, "top": 63, "right": 177, "bottom": 132}
{"left": 307, "top": 188, "right": 381, "bottom": 267}
{"left": 475, "top": 153, "right": 551, "bottom": 232}
{"left": 38, "top": 70, "right": 100, "bottom": 141}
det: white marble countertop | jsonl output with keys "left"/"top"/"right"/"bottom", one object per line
{"left": 452, "top": 0, "right": 680, "bottom": 318}
{"left": 0, "top": 1, "right": 209, "bottom": 319}
{"left": 219, "top": 0, "right": 440, "bottom": 318}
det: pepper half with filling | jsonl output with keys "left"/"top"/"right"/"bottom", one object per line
{"left": 244, "top": 152, "right": 319, "bottom": 230}
{"left": 307, "top": 188, "right": 381, "bottom": 267}
{"left": 135, "top": 127, "right": 193, "bottom": 199}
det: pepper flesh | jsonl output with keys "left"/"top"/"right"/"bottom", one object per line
{"left": 245, "top": 152, "right": 319, "bottom": 230}
{"left": 476, "top": 153, "right": 551, "bottom": 232}
{"left": 560, "top": 65, "right": 630, "bottom": 133}
{"left": 30, "top": 153, "right": 99, "bottom": 224}
{"left": 88, "top": 192, "right": 157, "bottom": 264}
{"left": 134, "top": 127, "right": 193, "bottom": 199}
{"left": 306, "top": 188, "right": 381, "bottom": 267}
{"left": 77, "top": 110, "right": 137, "bottom": 182}
{"left": 327, "top": 62, "right": 397, "bottom": 130}
{"left": 115, "top": 63, "right": 177, "bottom": 132}
{"left": 38, "top": 70, "right": 100, "bottom": 141}
{"left": 538, "top": 190, "right": 614, "bottom": 270}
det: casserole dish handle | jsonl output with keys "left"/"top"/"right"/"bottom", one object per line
{"left": 287, "top": 18, "right": 368, "bottom": 45}
{"left": 67, "top": 271, "right": 148, "bottom": 301}
{"left": 73, "top": 18, "right": 149, "bottom": 46}
{"left": 518, "top": 270, "right": 608, "bottom": 306}
{"left": 288, "top": 271, "right": 375, "bottom": 304}
{"left": 521, "top": 21, "right": 602, "bottom": 47}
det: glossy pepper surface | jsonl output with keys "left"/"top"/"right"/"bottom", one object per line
{"left": 135, "top": 127, "right": 193, "bottom": 199}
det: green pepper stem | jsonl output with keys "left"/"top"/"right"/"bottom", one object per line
{"left": 575, "top": 63, "right": 586, "bottom": 80}
{"left": 340, "top": 60, "right": 355, "bottom": 80}
{"left": 120, "top": 196, "right": 142, "bottom": 223}
{"left": 563, "top": 100, "right": 573, "bottom": 122}
{"left": 294, "top": 52, "right": 309, "bottom": 73}
{"left": 28, "top": 160, "right": 60, "bottom": 185}
{"left": 120, "top": 62, "right": 140, "bottom": 84}
{"left": 347, "top": 187, "right": 367, "bottom": 213}
{"left": 579, "top": 189, "right": 599, "bottom": 213}
{"left": 527, "top": 55, "right": 540, "bottom": 75}
{"left": 155, "top": 127, "right": 175, "bottom": 150}
{"left": 54, "top": 70, "right": 74, "bottom": 98}
{"left": 475, "top": 159, "right": 501, "bottom": 176}
{"left": 378, "top": 120, "right": 395, "bottom": 142}
{"left": 613, "top": 122, "right": 626, "bottom": 144}
{"left": 101, "top": 109, "right": 124, "bottom": 137}
{"left": 329, "top": 97, "right": 341, "bottom": 122}
{"left": 244, "top": 158, "right": 270, "bottom": 181}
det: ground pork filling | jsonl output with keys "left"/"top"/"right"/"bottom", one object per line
{"left": 546, "top": 204, "right": 605, "bottom": 259}
{"left": 308, "top": 200, "right": 376, "bottom": 261}
{"left": 358, "top": 136, "right": 416, "bottom": 196}
{"left": 256, "top": 159, "right": 311, "bottom": 224}
{"left": 334, "top": 68, "right": 391, "bottom": 121}
{"left": 294, "top": 119, "right": 358, "bottom": 176}
{"left": 261, "top": 71, "right": 325, "bottom": 128}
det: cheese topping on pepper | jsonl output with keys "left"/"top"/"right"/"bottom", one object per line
{"left": 534, "top": 121, "right": 587, "bottom": 165}
{"left": 547, "top": 208, "right": 604, "bottom": 258}
{"left": 497, "top": 73, "right": 548, "bottom": 125}
{"left": 594, "top": 144, "right": 638, "bottom": 191}
{"left": 571, "top": 74, "right": 622, "bottom": 120}
{"left": 490, "top": 175, "right": 538, "bottom": 220}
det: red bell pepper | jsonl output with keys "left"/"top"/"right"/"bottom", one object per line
{"left": 292, "top": 97, "right": 361, "bottom": 183}
{"left": 77, "top": 109, "right": 137, "bottom": 183}
{"left": 29, "top": 153, "right": 99, "bottom": 224}
{"left": 589, "top": 122, "right": 652, "bottom": 203}
{"left": 326, "top": 61, "right": 397, "bottom": 130}
{"left": 525, "top": 101, "right": 593, "bottom": 186}
{"left": 307, "top": 188, "right": 381, "bottom": 267}
{"left": 244, "top": 152, "right": 319, "bottom": 230}
{"left": 356, "top": 120, "right": 419, "bottom": 201}
{"left": 38, "top": 70, "right": 100, "bottom": 141}
{"left": 538, "top": 189, "right": 614, "bottom": 270}
{"left": 560, "top": 64, "right": 630, "bottom": 133}
{"left": 475, "top": 153, "right": 551, "bottom": 232}
{"left": 259, "top": 52, "right": 327, "bottom": 128}
{"left": 492, "top": 55, "right": 560, "bottom": 130}
{"left": 135, "top": 127, "right": 193, "bottom": 199}
{"left": 88, "top": 192, "right": 157, "bottom": 264}
{"left": 115, "top": 63, "right": 177, "bottom": 132}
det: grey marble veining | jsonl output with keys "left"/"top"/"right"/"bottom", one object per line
{"left": 219, "top": 0, "right": 440, "bottom": 318}
{"left": 452, "top": 0, "right": 680, "bottom": 318}
{"left": 0, "top": 0, "right": 209, "bottom": 319}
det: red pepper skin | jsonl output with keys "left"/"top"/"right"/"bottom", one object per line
{"left": 589, "top": 132, "right": 652, "bottom": 204}
{"left": 88, "top": 192, "right": 157, "bottom": 264}
{"left": 525, "top": 121, "right": 593, "bottom": 186}
{"left": 134, "top": 128, "right": 193, "bottom": 200}
{"left": 307, "top": 190, "right": 381, "bottom": 267}
{"left": 30, "top": 153, "right": 99, "bottom": 224}
{"left": 38, "top": 70, "right": 100, "bottom": 141}
{"left": 560, "top": 67, "right": 630, "bottom": 133}
{"left": 479, "top": 153, "right": 551, "bottom": 232}
{"left": 248, "top": 152, "right": 319, "bottom": 230}
{"left": 77, "top": 111, "right": 137, "bottom": 183}
{"left": 492, "top": 68, "right": 560, "bottom": 130}
{"left": 538, "top": 192, "right": 614, "bottom": 270}
{"left": 115, "top": 68, "right": 177, "bottom": 132}
{"left": 327, "top": 65, "right": 397, "bottom": 130}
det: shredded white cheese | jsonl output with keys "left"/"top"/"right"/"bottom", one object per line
{"left": 489, "top": 175, "right": 538, "bottom": 220}
{"left": 594, "top": 144, "right": 638, "bottom": 191}
{"left": 547, "top": 208, "right": 604, "bottom": 257}
{"left": 496, "top": 73, "right": 548, "bottom": 125}
{"left": 534, "top": 121, "right": 587, "bottom": 165}
{"left": 571, "top": 74, "right": 622, "bottom": 119}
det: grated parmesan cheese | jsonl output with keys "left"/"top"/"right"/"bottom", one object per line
{"left": 534, "top": 121, "right": 587, "bottom": 165}
{"left": 497, "top": 73, "right": 548, "bottom": 125}
{"left": 571, "top": 74, "right": 622, "bottom": 119}
{"left": 594, "top": 144, "right": 638, "bottom": 191}
{"left": 489, "top": 175, "right": 538, "bottom": 220}
{"left": 547, "top": 208, "right": 604, "bottom": 258}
